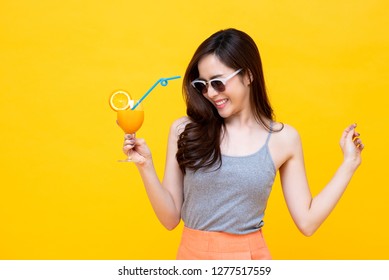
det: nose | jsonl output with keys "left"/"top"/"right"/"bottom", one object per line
{"left": 206, "top": 84, "right": 219, "bottom": 99}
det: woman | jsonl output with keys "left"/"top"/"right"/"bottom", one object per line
{"left": 122, "top": 28, "right": 364, "bottom": 259}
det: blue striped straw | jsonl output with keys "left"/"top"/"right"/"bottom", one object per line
{"left": 131, "top": 76, "right": 181, "bottom": 110}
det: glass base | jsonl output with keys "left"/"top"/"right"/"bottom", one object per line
{"left": 118, "top": 158, "right": 139, "bottom": 163}
{"left": 118, "top": 157, "right": 144, "bottom": 163}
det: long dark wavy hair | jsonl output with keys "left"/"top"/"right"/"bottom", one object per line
{"left": 176, "top": 28, "right": 279, "bottom": 174}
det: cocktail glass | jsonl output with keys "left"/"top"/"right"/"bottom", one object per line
{"left": 117, "top": 100, "right": 144, "bottom": 162}
{"left": 111, "top": 75, "right": 180, "bottom": 162}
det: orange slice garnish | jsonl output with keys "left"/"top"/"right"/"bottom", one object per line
{"left": 109, "top": 90, "right": 132, "bottom": 111}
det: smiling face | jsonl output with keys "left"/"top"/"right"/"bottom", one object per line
{"left": 197, "top": 54, "right": 252, "bottom": 120}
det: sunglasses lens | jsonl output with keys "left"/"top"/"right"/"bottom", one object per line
{"left": 210, "top": 80, "right": 225, "bottom": 92}
{"left": 193, "top": 82, "right": 207, "bottom": 94}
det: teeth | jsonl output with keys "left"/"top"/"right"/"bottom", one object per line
{"left": 215, "top": 99, "right": 227, "bottom": 106}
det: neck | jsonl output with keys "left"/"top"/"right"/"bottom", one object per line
{"left": 224, "top": 112, "right": 258, "bottom": 128}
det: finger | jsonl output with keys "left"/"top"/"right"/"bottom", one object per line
{"left": 123, "top": 139, "right": 135, "bottom": 149}
{"left": 352, "top": 130, "right": 361, "bottom": 139}
{"left": 123, "top": 144, "right": 135, "bottom": 154}
{"left": 341, "top": 123, "right": 357, "bottom": 143}
{"left": 123, "top": 142, "right": 135, "bottom": 149}
{"left": 353, "top": 138, "right": 362, "bottom": 146}
{"left": 124, "top": 133, "right": 135, "bottom": 140}
{"left": 356, "top": 139, "right": 364, "bottom": 147}
{"left": 134, "top": 137, "right": 146, "bottom": 146}
{"left": 124, "top": 138, "right": 135, "bottom": 144}
{"left": 123, "top": 140, "right": 135, "bottom": 147}
{"left": 346, "top": 126, "right": 355, "bottom": 143}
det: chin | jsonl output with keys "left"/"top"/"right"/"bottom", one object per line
{"left": 217, "top": 110, "right": 232, "bottom": 119}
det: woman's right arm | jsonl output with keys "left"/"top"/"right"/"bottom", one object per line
{"left": 123, "top": 118, "right": 186, "bottom": 230}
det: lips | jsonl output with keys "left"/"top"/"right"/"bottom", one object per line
{"left": 214, "top": 99, "right": 228, "bottom": 108}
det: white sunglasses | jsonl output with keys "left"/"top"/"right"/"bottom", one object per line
{"left": 191, "top": 68, "right": 243, "bottom": 94}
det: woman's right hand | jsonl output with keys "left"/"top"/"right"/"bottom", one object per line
{"left": 123, "top": 134, "right": 152, "bottom": 165}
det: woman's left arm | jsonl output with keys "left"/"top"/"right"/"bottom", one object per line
{"left": 279, "top": 124, "right": 364, "bottom": 236}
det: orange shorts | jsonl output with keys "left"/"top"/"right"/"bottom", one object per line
{"left": 176, "top": 226, "right": 272, "bottom": 260}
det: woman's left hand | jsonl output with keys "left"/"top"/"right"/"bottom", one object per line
{"left": 340, "top": 123, "right": 364, "bottom": 168}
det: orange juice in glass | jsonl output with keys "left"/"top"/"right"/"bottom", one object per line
{"left": 117, "top": 102, "right": 144, "bottom": 134}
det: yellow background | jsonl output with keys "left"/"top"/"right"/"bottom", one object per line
{"left": 1, "top": 0, "right": 388, "bottom": 259}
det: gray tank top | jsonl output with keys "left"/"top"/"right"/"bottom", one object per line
{"left": 181, "top": 127, "right": 276, "bottom": 235}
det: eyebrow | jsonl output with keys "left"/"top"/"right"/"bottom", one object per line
{"left": 197, "top": 73, "right": 225, "bottom": 81}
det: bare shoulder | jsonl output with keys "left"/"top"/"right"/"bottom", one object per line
{"left": 269, "top": 123, "right": 302, "bottom": 169}
{"left": 170, "top": 116, "right": 191, "bottom": 138}
{"left": 273, "top": 123, "right": 301, "bottom": 145}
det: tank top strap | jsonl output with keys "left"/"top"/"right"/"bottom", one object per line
{"left": 264, "top": 121, "right": 273, "bottom": 146}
